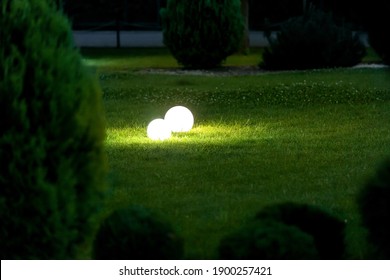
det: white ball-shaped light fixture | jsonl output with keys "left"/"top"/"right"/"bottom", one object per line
{"left": 164, "top": 106, "right": 194, "bottom": 132}
{"left": 147, "top": 119, "right": 171, "bottom": 140}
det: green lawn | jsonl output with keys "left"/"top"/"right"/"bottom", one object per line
{"left": 81, "top": 46, "right": 381, "bottom": 70}
{"left": 84, "top": 47, "right": 390, "bottom": 259}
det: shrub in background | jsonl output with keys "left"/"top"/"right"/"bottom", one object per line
{"left": 261, "top": 6, "right": 366, "bottom": 70}
{"left": 368, "top": 29, "right": 390, "bottom": 65}
{"left": 0, "top": 0, "right": 107, "bottom": 259}
{"left": 363, "top": 0, "right": 390, "bottom": 65}
{"left": 160, "top": 0, "right": 244, "bottom": 69}
{"left": 93, "top": 206, "right": 184, "bottom": 260}
{"left": 255, "top": 202, "right": 346, "bottom": 259}
{"left": 218, "top": 220, "right": 319, "bottom": 260}
{"left": 357, "top": 159, "right": 390, "bottom": 259}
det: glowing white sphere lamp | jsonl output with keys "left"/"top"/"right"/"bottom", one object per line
{"left": 147, "top": 119, "right": 171, "bottom": 140}
{"left": 164, "top": 106, "right": 194, "bottom": 132}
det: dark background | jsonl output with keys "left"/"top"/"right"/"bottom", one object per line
{"left": 61, "top": 0, "right": 366, "bottom": 31}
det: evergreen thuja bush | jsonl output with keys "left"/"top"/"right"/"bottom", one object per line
{"left": 255, "top": 202, "right": 346, "bottom": 259}
{"left": 0, "top": 0, "right": 107, "bottom": 259}
{"left": 218, "top": 220, "right": 319, "bottom": 260}
{"left": 358, "top": 159, "right": 390, "bottom": 259}
{"left": 160, "top": 0, "right": 244, "bottom": 69}
{"left": 261, "top": 6, "right": 366, "bottom": 70}
{"left": 93, "top": 206, "right": 184, "bottom": 260}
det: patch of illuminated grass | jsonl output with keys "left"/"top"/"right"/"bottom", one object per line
{"left": 107, "top": 121, "right": 268, "bottom": 146}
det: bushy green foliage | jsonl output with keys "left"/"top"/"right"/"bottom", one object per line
{"left": 0, "top": 0, "right": 107, "bottom": 259}
{"left": 261, "top": 7, "right": 366, "bottom": 70}
{"left": 218, "top": 220, "right": 319, "bottom": 260}
{"left": 358, "top": 159, "right": 390, "bottom": 259}
{"left": 93, "top": 206, "right": 183, "bottom": 260}
{"left": 160, "top": 0, "right": 244, "bottom": 69}
{"left": 255, "top": 202, "right": 346, "bottom": 259}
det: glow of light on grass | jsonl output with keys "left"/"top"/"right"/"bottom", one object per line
{"left": 147, "top": 119, "right": 171, "bottom": 140}
{"left": 164, "top": 106, "right": 194, "bottom": 132}
{"left": 106, "top": 121, "right": 267, "bottom": 146}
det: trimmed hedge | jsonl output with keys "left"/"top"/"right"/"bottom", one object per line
{"left": 218, "top": 220, "right": 319, "bottom": 260}
{"left": 364, "top": 0, "right": 390, "bottom": 65}
{"left": 0, "top": 0, "right": 107, "bottom": 259}
{"left": 160, "top": 0, "right": 244, "bottom": 69}
{"left": 93, "top": 206, "right": 183, "bottom": 260}
{"left": 358, "top": 159, "right": 390, "bottom": 259}
{"left": 261, "top": 7, "right": 366, "bottom": 70}
{"left": 255, "top": 202, "right": 346, "bottom": 259}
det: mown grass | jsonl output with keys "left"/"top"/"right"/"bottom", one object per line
{"left": 85, "top": 47, "right": 390, "bottom": 259}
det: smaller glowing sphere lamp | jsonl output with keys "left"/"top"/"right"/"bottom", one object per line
{"left": 164, "top": 106, "right": 194, "bottom": 132}
{"left": 147, "top": 119, "right": 171, "bottom": 140}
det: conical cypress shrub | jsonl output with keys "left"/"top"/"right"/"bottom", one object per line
{"left": 0, "top": 0, "right": 107, "bottom": 259}
{"left": 161, "top": 0, "right": 244, "bottom": 69}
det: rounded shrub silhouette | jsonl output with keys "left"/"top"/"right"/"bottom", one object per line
{"left": 365, "top": 1, "right": 390, "bottom": 65}
{"left": 218, "top": 220, "right": 319, "bottom": 260}
{"left": 0, "top": 0, "right": 107, "bottom": 259}
{"left": 358, "top": 159, "right": 390, "bottom": 259}
{"left": 255, "top": 202, "right": 346, "bottom": 259}
{"left": 160, "top": 0, "right": 244, "bottom": 69}
{"left": 261, "top": 6, "right": 366, "bottom": 70}
{"left": 93, "top": 206, "right": 184, "bottom": 260}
